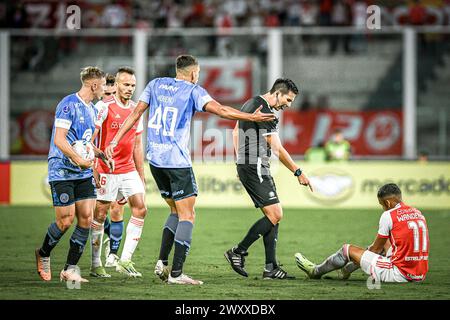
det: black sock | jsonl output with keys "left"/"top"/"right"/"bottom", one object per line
{"left": 263, "top": 223, "right": 279, "bottom": 269}
{"left": 171, "top": 221, "right": 193, "bottom": 278}
{"left": 237, "top": 216, "right": 274, "bottom": 253}
{"left": 39, "top": 222, "right": 65, "bottom": 257}
{"left": 159, "top": 213, "right": 178, "bottom": 263}
{"left": 65, "top": 226, "right": 89, "bottom": 269}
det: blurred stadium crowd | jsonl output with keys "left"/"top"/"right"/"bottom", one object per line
{"left": 2, "top": 0, "right": 450, "bottom": 29}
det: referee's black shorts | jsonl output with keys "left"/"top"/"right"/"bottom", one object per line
{"left": 237, "top": 164, "right": 279, "bottom": 208}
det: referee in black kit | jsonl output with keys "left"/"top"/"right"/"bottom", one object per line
{"left": 225, "top": 78, "right": 313, "bottom": 280}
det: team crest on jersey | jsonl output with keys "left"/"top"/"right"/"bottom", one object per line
{"left": 59, "top": 193, "right": 69, "bottom": 204}
{"left": 82, "top": 129, "right": 92, "bottom": 142}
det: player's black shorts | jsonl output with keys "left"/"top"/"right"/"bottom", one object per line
{"left": 150, "top": 164, "right": 198, "bottom": 201}
{"left": 237, "top": 164, "right": 279, "bottom": 208}
{"left": 49, "top": 177, "right": 97, "bottom": 207}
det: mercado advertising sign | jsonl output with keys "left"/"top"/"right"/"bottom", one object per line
{"left": 9, "top": 161, "right": 450, "bottom": 209}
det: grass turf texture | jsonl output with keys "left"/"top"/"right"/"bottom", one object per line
{"left": 0, "top": 206, "right": 449, "bottom": 300}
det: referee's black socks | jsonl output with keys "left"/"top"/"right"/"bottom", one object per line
{"left": 237, "top": 216, "right": 274, "bottom": 253}
{"left": 263, "top": 223, "right": 279, "bottom": 270}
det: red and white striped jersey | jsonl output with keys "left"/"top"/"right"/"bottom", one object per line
{"left": 377, "top": 202, "right": 429, "bottom": 281}
{"left": 94, "top": 96, "right": 143, "bottom": 174}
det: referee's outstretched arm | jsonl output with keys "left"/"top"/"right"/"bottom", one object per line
{"left": 265, "top": 133, "right": 313, "bottom": 192}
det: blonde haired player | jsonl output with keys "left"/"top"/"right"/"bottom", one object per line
{"left": 35, "top": 67, "right": 107, "bottom": 283}
{"left": 90, "top": 67, "right": 146, "bottom": 278}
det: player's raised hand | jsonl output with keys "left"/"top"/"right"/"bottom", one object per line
{"left": 298, "top": 172, "right": 313, "bottom": 192}
{"left": 251, "top": 106, "right": 277, "bottom": 122}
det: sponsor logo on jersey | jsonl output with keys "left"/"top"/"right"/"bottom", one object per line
{"left": 82, "top": 129, "right": 92, "bottom": 142}
{"left": 158, "top": 84, "right": 179, "bottom": 92}
{"left": 407, "top": 274, "right": 424, "bottom": 280}
{"left": 307, "top": 168, "right": 355, "bottom": 205}
{"left": 115, "top": 114, "right": 121, "bottom": 119}
{"left": 159, "top": 189, "right": 170, "bottom": 196}
{"left": 173, "top": 189, "right": 185, "bottom": 197}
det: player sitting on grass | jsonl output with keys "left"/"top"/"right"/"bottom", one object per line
{"left": 295, "top": 183, "right": 429, "bottom": 283}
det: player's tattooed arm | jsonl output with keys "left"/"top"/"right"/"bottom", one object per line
{"left": 54, "top": 127, "right": 92, "bottom": 169}
{"left": 106, "top": 101, "right": 149, "bottom": 159}
{"left": 92, "top": 167, "right": 101, "bottom": 188}
{"left": 204, "top": 100, "right": 276, "bottom": 122}
{"left": 93, "top": 146, "right": 114, "bottom": 172}
{"left": 91, "top": 126, "right": 114, "bottom": 172}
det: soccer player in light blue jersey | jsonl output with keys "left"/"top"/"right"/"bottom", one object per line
{"left": 35, "top": 67, "right": 109, "bottom": 284}
{"left": 106, "top": 55, "right": 275, "bottom": 285}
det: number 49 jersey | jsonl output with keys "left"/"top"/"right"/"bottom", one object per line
{"left": 139, "top": 77, "right": 213, "bottom": 168}
{"left": 377, "top": 202, "right": 429, "bottom": 281}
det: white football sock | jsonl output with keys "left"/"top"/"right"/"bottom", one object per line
{"left": 121, "top": 216, "right": 144, "bottom": 262}
{"left": 90, "top": 219, "right": 104, "bottom": 268}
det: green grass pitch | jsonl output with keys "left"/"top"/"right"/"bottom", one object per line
{"left": 0, "top": 206, "right": 449, "bottom": 300}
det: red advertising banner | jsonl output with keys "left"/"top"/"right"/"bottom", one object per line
{"left": 11, "top": 110, "right": 54, "bottom": 155}
{"left": 282, "top": 110, "right": 403, "bottom": 156}
{"left": 197, "top": 58, "right": 256, "bottom": 106}
{"left": 11, "top": 109, "right": 402, "bottom": 157}
{"left": 192, "top": 110, "right": 403, "bottom": 158}
{"left": 0, "top": 162, "right": 10, "bottom": 204}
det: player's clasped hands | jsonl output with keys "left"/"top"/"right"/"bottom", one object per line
{"left": 251, "top": 106, "right": 277, "bottom": 122}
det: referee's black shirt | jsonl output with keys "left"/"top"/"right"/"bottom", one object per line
{"left": 236, "top": 96, "right": 279, "bottom": 167}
